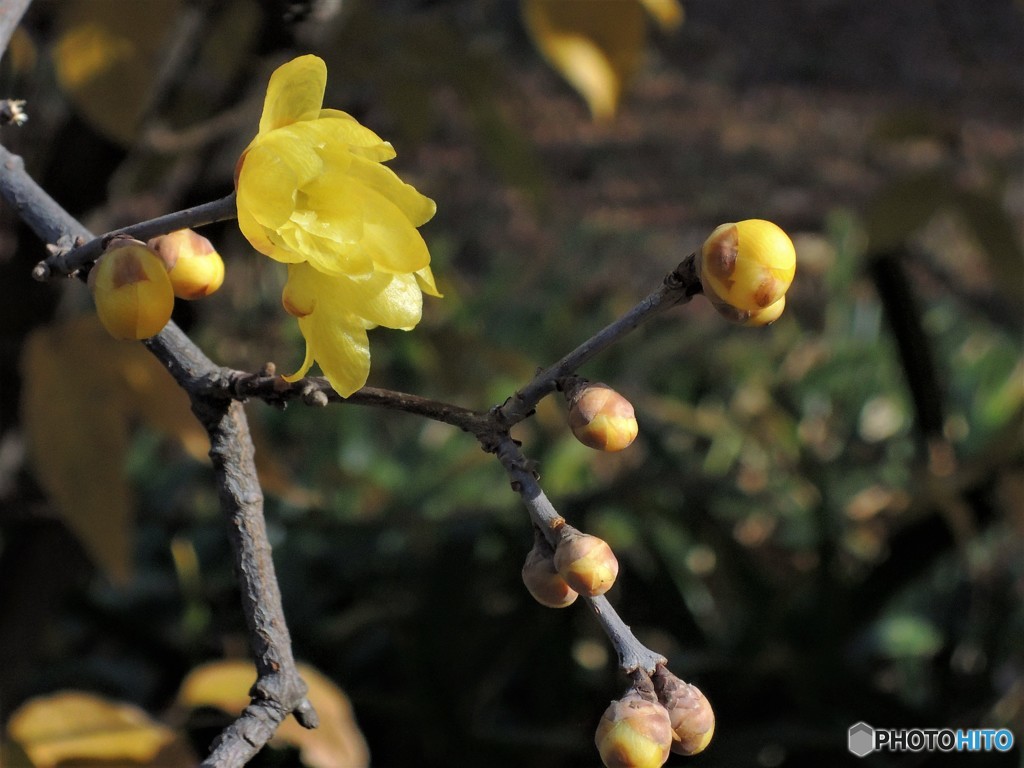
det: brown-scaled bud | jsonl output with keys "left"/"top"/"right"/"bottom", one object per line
{"left": 699, "top": 219, "right": 795, "bottom": 314}
{"left": 566, "top": 380, "right": 639, "bottom": 452}
{"left": 652, "top": 666, "right": 715, "bottom": 756}
{"left": 554, "top": 531, "right": 619, "bottom": 596}
{"left": 595, "top": 689, "right": 674, "bottom": 768}
{"left": 88, "top": 238, "right": 174, "bottom": 340}
{"left": 522, "top": 532, "right": 578, "bottom": 608}
{"left": 148, "top": 229, "right": 225, "bottom": 299}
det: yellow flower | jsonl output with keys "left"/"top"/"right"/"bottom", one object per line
{"left": 235, "top": 54, "right": 439, "bottom": 395}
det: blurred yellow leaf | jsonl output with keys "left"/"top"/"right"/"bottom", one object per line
{"left": 177, "top": 660, "right": 370, "bottom": 768}
{"left": 21, "top": 318, "right": 135, "bottom": 584}
{"left": 21, "top": 316, "right": 209, "bottom": 582}
{"left": 638, "top": 0, "right": 685, "bottom": 30}
{"left": 6, "top": 691, "right": 194, "bottom": 768}
{"left": 20, "top": 315, "right": 319, "bottom": 582}
{"left": 523, "top": 0, "right": 677, "bottom": 120}
{"left": 51, "top": 0, "right": 181, "bottom": 144}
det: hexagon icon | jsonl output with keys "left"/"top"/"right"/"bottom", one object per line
{"left": 848, "top": 722, "right": 875, "bottom": 757}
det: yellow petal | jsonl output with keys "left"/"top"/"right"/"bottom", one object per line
{"left": 348, "top": 155, "right": 436, "bottom": 227}
{"left": 286, "top": 263, "right": 422, "bottom": 330}
{"left": 296, "top": 167, "right": 365, "bottom": 242}
{"left": 244, "top": 129, "right": 326, "bottom": 222}
{"left": 236, "top": 193, "right": 279, "bottom": 258}
{"left": 285, "top": 119, "right": 358, "bottom": 171}
{"left": 259, "top": 54, "right": 326, "bottom": 134}
{"left": 296, "top": 312, "right": 371, "bottom": 397}
{"left": 281, "top": 337, "right": 316, "bottom": 383}
{"left": 286, "top": 163, "right": 370, "bottom": 275}
{"left": 359, "top": 189, "right": 432, "bottom": 274}
{"left": 281, "top": 269, "right": 317, "bottom": 318}
{"left": 281, "top": 264, "right": 371, "bottom": 394}
{"left": 343, "top": 272, "right": 422, "bottom": 330}
{"left": 236, "top": 145, "right": 305, "bottom": 233}
{"left": 415, "top": 264, "right": 443, "bottom": 298}
{"left": 318, "top": 109, "right": 397, "bottom": 161}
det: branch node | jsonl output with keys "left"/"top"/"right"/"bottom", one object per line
{"left": 293, "top": 698, "right": 320, "bottom": 729}
{"left": 301, "top": 385, "right": 329, "bottom": 408}
{"left": 666, "top": 251, "right": 701, "bottom": 297}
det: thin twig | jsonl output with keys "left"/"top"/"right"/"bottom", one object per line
{"left": 493, "top": 434, "right": 667, "bottom": 674}
{"left": 225, "top": 372, "right": 497, "bottom": 438}
{"left": 31, "top": 192, "right": 238, "bottom": 280}
{"left": 0, "top": 143, "right": 314, "bottom": 767}
{"left": 497, "top": 254, "right": 701, "bottom": 427}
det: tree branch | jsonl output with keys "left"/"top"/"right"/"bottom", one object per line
{"left": 0, "top": 142, "right": 314, "bottom": 767}
{"left": 5, "top": 132, "right": 705, "bottom": 750}
{"left": 31, "top": 191, "right": 239, "bottom": 279}
{"left": 0, "top": 0, "right": 32, "bottom": 60}
{"left": 224, "top": 371, "right": 497, "bottom": 438}
{"left": 496, "top": 254, "right": 701, "bottom": 427}
{"left": 493, "top": 434, "right": 668, "bottom": 674}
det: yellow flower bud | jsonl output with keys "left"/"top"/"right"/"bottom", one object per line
{"left": 595, "top": 692, "right": 674, "bottom": 768}
{"left": 652, "top": 667, "right": 715, "bottom": 756}
{"left": 554, "top": 532, "right": 619, "bottom": 597}
{"left": 522, "top": 538, "right": 578, "bottom": 609}
{"left": 148, "top": 229, "right": 225, "bottom": 299}
{"left": 699, "top": 219, "right": 795, "bottom": 313}
{"left": 568, "top": 382, "right": 639, "bottom": 452}
{"left": 88, "top": 239, "right": 174, "bottom": 340}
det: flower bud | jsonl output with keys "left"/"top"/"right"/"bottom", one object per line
{"left": 554, "top": 532, "right": 618, "bottom": 596}
{"left": 699, "top": 219, "right": 795, "bottom": 313}
{"left": 595, "top": 691, "right": 673, "bottom": 768}
{"left": 652, "top": 666, "right": 715, "bottom": 756}
{"left": 522, "top": 535, "right": 578, "bottom": 608}
{"left": 148, "top": 229, "right": 225, "bottom": 299}
{"left": 88, "top": 239, "right": 174, "bottom": 340}
{"left": 567, "top": 382, "right": 638, "bottom": 452}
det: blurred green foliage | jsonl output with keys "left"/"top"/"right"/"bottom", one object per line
{"left": 1, "top": 1, "right": 1021, "bottom": 767}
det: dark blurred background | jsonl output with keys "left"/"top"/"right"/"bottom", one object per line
{"left": 1, "top": 1, "right": 1021, "bottom": 766}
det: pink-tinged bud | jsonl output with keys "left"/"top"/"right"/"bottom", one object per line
{"left": 88, "top": 239, "right": 174, "bottom": 340}
{"left": 148, "top": 229, "right": 225, "bottom": 299}
{"left": 554, "top": 532, "right": 619, "bottom": 596}
{"left": 595, "top": 691, "right": 674, "bottom": 768}
{"left": 652, "top": 666, "right": 715, "bottom": 756}
{"left": 567, "top": 382, "right": 639, "bottom": 452}
{"left": 699, "top": 219, "right": 795, "bottom": 313}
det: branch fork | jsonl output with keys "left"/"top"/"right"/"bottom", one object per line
{"left": 2, "top": 129, "right": 705, "bottom": 762}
